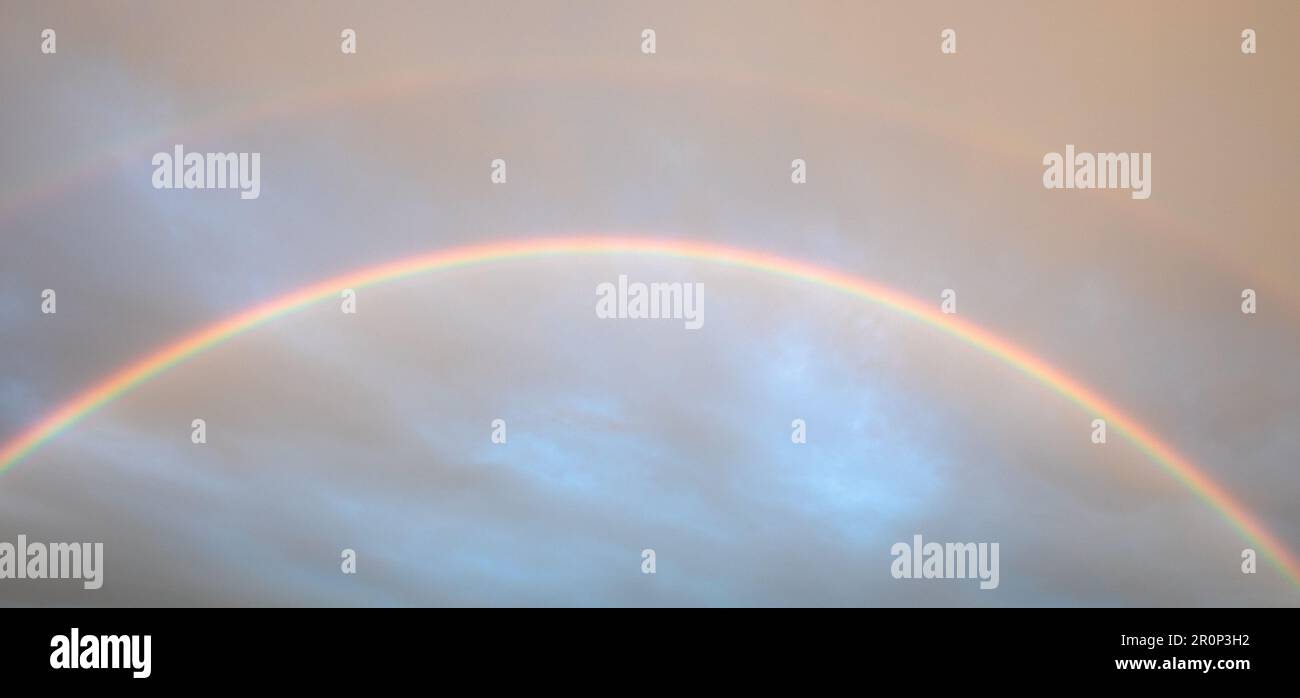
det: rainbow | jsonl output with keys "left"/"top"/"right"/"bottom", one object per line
{"left": 4, "top": 62, "right": 1290, "bottom": 314}
{"left": 2, "top": 235, "right": 1297, "bottom": 588}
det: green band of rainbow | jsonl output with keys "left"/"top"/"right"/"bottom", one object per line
{"left": 3, "top": 236, "right": 1296, "bottom": 589}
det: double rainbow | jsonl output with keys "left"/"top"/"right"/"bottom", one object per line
{"left": 2, "top": 236, "right": 1296, "bottom": 588}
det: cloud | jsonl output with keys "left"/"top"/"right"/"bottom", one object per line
{"left": 1, "top": 1, "right": 1297, "bottom": 606}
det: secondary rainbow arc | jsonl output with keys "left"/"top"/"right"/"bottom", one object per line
{"left": 1, "top": 236, "right": 1296, "bottom": 589}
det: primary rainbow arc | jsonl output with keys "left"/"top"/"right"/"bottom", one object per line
{"left": 2, "top": 235, "right": 1296, "bottom": 589}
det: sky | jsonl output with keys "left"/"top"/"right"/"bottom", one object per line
{"left": 0, "top": 0, "right": 1297, "bottom": 606}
